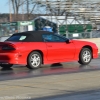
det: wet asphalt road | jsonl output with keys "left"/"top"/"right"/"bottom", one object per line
{"left": 0, "top": 57, "right": 100, "bottom": 81}
{"left": 0, "top": 57, "right": 100, "bottom": 100}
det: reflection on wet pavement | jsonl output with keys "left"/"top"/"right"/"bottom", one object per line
{"left": 0, "top": 59, "right": 100, "bottom": 81}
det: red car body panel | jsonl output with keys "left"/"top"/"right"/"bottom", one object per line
{"left": 44, "top": 42, "right": 75, "bottom": 61}
{"left": 72, "top": 40, "right": 98, "bottom": 59}
{"left": 0, "top": 39, "right": 98, "bottom": 65}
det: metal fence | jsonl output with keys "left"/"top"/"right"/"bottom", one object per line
{"left": 61, "top": 30, "right": 100, "bottom": 39}
{"left": 0, "top": 30, "right": 100, "bottom": 42}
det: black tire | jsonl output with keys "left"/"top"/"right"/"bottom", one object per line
{"left": 78, "top": 48, "right": 92, "bottom": 65}
{"left": 0, "top": 64, "right": 13, "bottom": 68}
{"left": 27, "top": 51, "right": 42, "bottom": 69}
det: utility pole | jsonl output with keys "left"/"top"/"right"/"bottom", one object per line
{"left": 22, "top": 0, "right": 24, "bottom": 21}
{"left": 9, "top": 0, "right": 12, "bottom": 22}
{"left": 26, "top": 0, "right": 29, "bottom": 20}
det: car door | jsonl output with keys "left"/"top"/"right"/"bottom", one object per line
{"left": 42, "top": 34, "right": 75, "bottom": 61}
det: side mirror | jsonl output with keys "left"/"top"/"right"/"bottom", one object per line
{"left": 66, "top": 39, "right": 72, "bottom": 43}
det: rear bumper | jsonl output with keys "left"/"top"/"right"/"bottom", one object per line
{"left": 0, "top": 53, "right": 26, "bottom": 64}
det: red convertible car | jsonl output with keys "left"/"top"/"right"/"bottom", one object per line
{"left": 0, "top": 31, "right": 98, "bottom": 69}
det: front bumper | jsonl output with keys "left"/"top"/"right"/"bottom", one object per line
{"left": 93, "top": 48, "right": 98, "bottom": 59}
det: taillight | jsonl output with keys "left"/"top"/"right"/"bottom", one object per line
{"left": 2, "top": 45, "right": 15, "bottom": 50}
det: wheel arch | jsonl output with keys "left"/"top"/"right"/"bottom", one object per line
{"left": 79, "top": 45, "right": 93, "bottom": 58}
{"left": 27, "top": 50, "right": 44, "bottom": 64}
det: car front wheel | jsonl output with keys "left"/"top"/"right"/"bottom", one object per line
{"left": 27, "top": 51, "right": 42, "bottom": 69}
{"left": 78, "top": 48, "right": 92, "bottom": 65}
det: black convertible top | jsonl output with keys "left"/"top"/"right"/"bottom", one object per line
{"left": 7, "top": 31, "right": 54, "bottom": 42}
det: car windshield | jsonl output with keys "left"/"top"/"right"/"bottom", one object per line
{"left": 6, "top": 35, "right": 27, "bottom": 42}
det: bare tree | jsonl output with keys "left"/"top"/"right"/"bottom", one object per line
{"left": 41, "top": 0, "right": 74, "bottom": 16}
{"left": 26, "top": 0, "right": 37, "bottom": 20}
{"left": 25, "top": 0, "right": 45, "bottom": 20}
{"left": 10, "top": 0, "right": 82, "bottom": 21}
{"left": 11, "top": 0, "right": 25, "bottom": 21}
{"left": 10, "top": 0, "right": 45, "bottom": 21}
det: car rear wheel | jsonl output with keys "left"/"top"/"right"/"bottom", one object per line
{"left": 0, "top": 64, "right": 13, "bottom": 68}
{"left": 27, "top": 51, "right": 42, "bottom": 69}
{"left": 78, "top": 48, "right": 92, "bottom": 65}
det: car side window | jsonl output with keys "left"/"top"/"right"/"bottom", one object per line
{"left": 42, "top": 34, "right": 66, "bottom": 42}
{"left": 6, "top": 35, "right": 27, "bottom": 41}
